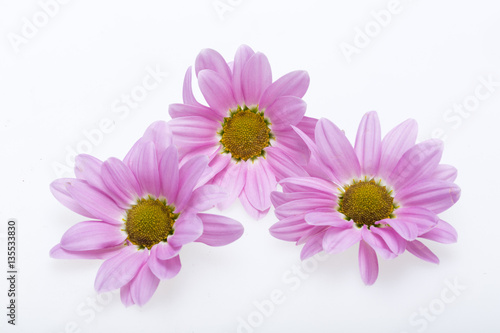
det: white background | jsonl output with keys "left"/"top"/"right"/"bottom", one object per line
{"left": 1, "top": 0, "right": 499, "bottom": 332}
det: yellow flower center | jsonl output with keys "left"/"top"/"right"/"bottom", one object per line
{"left": 338, "top": 179, "right": 395, "bottom": 227}
{"left": 219, "top": 107, "right": 273, "bottom": 161}
{"left": 125, "top": 197, "right": 178, "bottom": 249}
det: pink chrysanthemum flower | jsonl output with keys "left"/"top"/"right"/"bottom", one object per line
{"left": 169, "top": 45, "right": 316, "bottom": 219}
{"left": 50, "top": 121, "right": 244, "bottom": 306}
{"left": 270, "top": 112, "right": 460, "bottom": 285}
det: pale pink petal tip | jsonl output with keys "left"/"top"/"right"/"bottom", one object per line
{"left": 359, "top": 240, "right": 379, "bottom": 285}
{"left": 196, "top": 213, "right": 244, "bottom": 246}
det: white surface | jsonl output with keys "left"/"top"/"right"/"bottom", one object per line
{"left": 0, "top": 0, "right": 499, "bottom": 332}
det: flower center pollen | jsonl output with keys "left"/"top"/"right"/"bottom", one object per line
{"left": 125, "top": 197, "right": 178, "bottom": 249}
{"left": 219, "top": 107, "right": 273, "bottom": 161}
{"left": 338, "top": 179, "right": 395, "bottom": 227}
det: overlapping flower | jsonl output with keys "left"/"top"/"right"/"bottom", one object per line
{"left": 169, "top": 45, "right": 316, "bottom": 219}
{"left": 270, "top": 112, "right": 460, "bottom": 285}
{"left": 50, "top": 121, "right": 243, "bottom": 306}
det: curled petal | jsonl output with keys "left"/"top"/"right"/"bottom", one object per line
{"left": 149, "top": 246, "right": 182, "bottom": 280}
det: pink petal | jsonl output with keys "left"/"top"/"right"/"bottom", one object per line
{"left": 239, "top": 190, "right": 270, "bottom": 220}
{"left": 266, "top": 147, "right": 308, "bottom": 181}
{"left": 198, "top": 69, "right": 236, "bottom": 116}
{"left": 50, "top": 178, "right": 94, "bottom": 218}
{"left": 300, "top": 232, "right": 325, "bottom": 260}
{"left": 175, "top": 155, "right": 209, "bottom": 211}
{"left": 274, "top": 198, "right": 333, "bottom": 220}
{"left": 379, "top": 119, "right": 418, "bottom": 178}
{"left": 159, "top": 145, "right": 180, "bottom": 204}
{"left": 140, "top": 121, "right": 173, "bottom": 157}
{"left": 168, "top": 213, "right": 203, "bottom": 247}
{"left": 66, "top": 179, "right": 123, "bottom": 224}
{"left": 130, "top": 263, "right": 160, "bottom": 306}
{"left": 205, "top": 152, "right": 231, "bottom": 185}
{"left": 94, "top": 247, "right": 148, "bottom": 292}
{"left": 431, "top": 164, "right": 458, "bottom": 182}
{"left": 60, "top": 220, "right": 126, "bottom": 251}
{"left": 50, "top": 243, "right": 123, "bottom": 260}
{"left": 169, "top": 103, "right": 220, "bottom": 122}
{"left": 266, "top": 96, "right": 306, "bottom": 129}
{"left": 132, "top": 141, "right": 161, "bottom": 197}
{"left": 395, "top": 180, "right": 461, "bottom": 214}
{"left": 354, "top": 111, "right": 381, "bottom": 176}
{"left": 195, "top": 48, "right": 232, "bottom": 83}
{"left": 101, "top": 157, "right": 140, "bottom": 207}
{"left": 280, "top": 176, "right": 336, "bottom": 195}
{"left": 244, "top": 160, "right": 276, "bottom": 211}
{"left": 406, "top": 240, "right": 439, "bottom": 264}
{"left": 232, "top": 45, "right": 255, "bottom": 105}
{"left": 182, "top": 66, "right": 204, "bottom": 107}
{"left": 271, "top": 191, "right": 329, "bottom": 207}
{"left": 383, "top": 217, "right": 418, "bottom": 241}
{"left": 120, "top": 282, "right": 135, "bottom": 307}
{"left": 148, "top": 246, "right": 182, "bottom": 279}
{"left": 196, "top": 213, "right": 244, "bottom": 246}
{"left": 241, "top": 52, "right": 272, "bottom": 105}
{"left": 315, "top": 118, "right": 361, "bottom": 182}
{"left": 358, "top": 240, "right": 379, "bottom": 285}
{"left": 214, "top": 162, "right": 246, "bottom": 210}
{"left": 322, "top": 226, "right": 361, "bottom": 253}
{"left": 259, "top": 70, "right": 310, "bottom": 109}
{"left": 271, "top": 127, "right": 310, "bottom": 166}
{"left": 420, "top": 219, "right": 458, "bottom": 244}
{"left": 361, "top": 226, "right": 396, "bottom": 260}
{"left": 169, "top": 116, "right": 219, "bottom": 140}
{"left": 269, "top": 215, "right": 311, "bottom": 242}
{"left": 291, "top": 125, "right": 337, "bottom": 181}
{"left": 388, "top": 139, "right": 443, "bottom": 190}
{"left": 305, "top": 211, "right": 350, "bottom": 227}
{"left": 295, "top": 116, "right": 317, "bottom": 139}
{"left": 370, "top": 227, "right": 406, "bottom": 255}
{"left": 74, "top": 154, "right": 106, "bottom": 192}
{"left": 188, "top": 185, "right": 228, "bottom": 211}
{"left": 154, "top": 242, "right": 181, "bottom": 260}
{"left": 395, "top": 207, "right": 438, "bottom": 235}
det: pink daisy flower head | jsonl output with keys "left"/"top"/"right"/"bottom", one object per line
{"left": 169, "top": 45, "right": 317, "bottom": 219}
{"left": 270, "top": 112, "right": 460, "bottom": 285}
{"left": 50, "top": 121, "right": 244, "bottom": 306}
